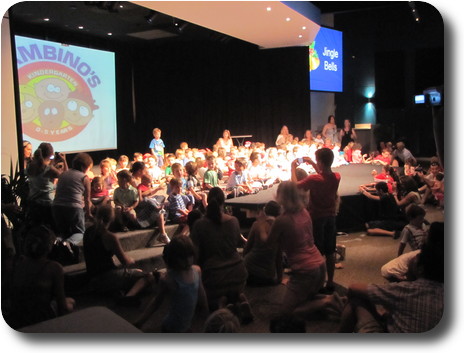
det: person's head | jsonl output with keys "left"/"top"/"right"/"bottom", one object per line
{"left": 405, "top": 204, "right": 426, "bottom": 225}
{"left": 328, "top": 115, "right": 335, "bottom": 124}
{"left": 152, "top": 128, "right": 161, "bottom": 139}
{"left": 99, "top": 159, "right": 112, "bottom": 175}
{"left": 95, "top": 203, "right": 115, "bottom": 226}
{"left": 381, "top": 149, "right": 391, "bottom": 158}
{"left": 206, "top": 187, "right": 225, "bottom": 225}
{"left": 276, "top": 181, "right": 304, "bottom": 214}
{"left": 130, "top": 161, "right": 146, "bottom": 177}
{"left": 23, "top": 225, "right": 56, "bottom": 260}
{"left": 428, "top": 162, "right": 440, "bottom": 175}
{"left": 304, "top": 129, "right": 312, "bottom": 139}
{"left": 249, "top": 151, "right": 261, "bottom": 165}
{"left": 180, "top": 141, "right": 188, "bottom": 150}
{"left": 280, "top": 125, "right": 289, "bottom": 135}
{"left": 206, "top": 155, "right": 216, "bottom": 170}
{"left": 146, "top": 155, "right": 158, "bottom": 168}
{"left": 343, "top": 119, "right": 351, "bottom": 128}
{"left": 374, "top": 182, "right": 389, "bottom": 195}
{"left": 418, "top": 222, "right": 444, "bottom": 282}
{"left": 234, "top": 159, "right": 246, "bottom": 173}
{"left": 269, "top": 313, "right": 306, "bottom": 333}
{"left": 23, "top": 140, "right": 33, "bottom": 159}
{"left": 171, "top": 163, "right": 184, "bottom": 178}
{"left": 295, "top": 168, "right": 308, "bottom": 181}
{"left": 222, "top": 129, "right": 231, "bottom": 139}
{"left": 217, "top": 147, "right": 226, "bottom": 159}
{"left": 165, "top": 154, "right": 175, "bottom": 166}
{"left": 175, "top": 149, "right": 185, "bottom": 160}
{"left": 396, "top": 141, "right": 405, "bottom": 151}
{"left": 316, "top": 133, "right": 322, "bottom": 139}
{"left": 169, "top": 177, "right": 182, "bottom": 195}
{"left": 91, "top": 176, "right": 105, "bottom": 193}
{"left": 140, "top": 173, "right": 152, "bottom": 187}
{"left": 185, "top": 161, "right": 198, "bottom": 176}
{"left": 264, "top": 200, "right": 281, "bottom": 218}
{"left": 315, "top": 147, "right": 334, "bottom": 169}
{"left": 352, "top": 143, "right": 362, "bottom": 151}
{"left": 162, "top": 235, "right": 195, "bottom": 271}
{"left": 399, "top": 175, "right": 419, "bottom": 193}
{"left": 187, "top": 209, "right": 203, "bottom": 230}
{"left": 72, "top": 152, "right": 93, "bottom": 173}
{"left": 116, "top": 169, "right": 132, "bottom": 189}
{"left": 118, "top": 155, "right": 129, "bottom": 168}
{"left": 203, "top": 308, "right": 241, "bottom": 333}
{"left": 36, "top": 142, "right": 54, "bottom": 161}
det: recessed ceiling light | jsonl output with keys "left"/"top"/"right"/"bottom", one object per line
{"left": 302, "top": 26, "right": 306, "bottom": 30}
{"left": 286, "top": 17, "right": 291, "bottom": 22}
{"left": 298, "top": 35, "right": 303, "bottom": 38}
{"left": 107, "top": 32, "right": 112, "bottom": 36}
{"left": 78, "top": 26, "right": 84, "bottom": 30}
{"left": 43, "top": 18, "right": 50, "bottom": 21}
{"left": 266, "top": 7, "right": 272, "bottom": 12}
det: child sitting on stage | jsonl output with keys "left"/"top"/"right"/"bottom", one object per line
{"left": 113, "top": 169, "right": 139, "bottom": 231}
{"left": 167, "top": 178, "right": 193, "bottom": 234}
{"left": 202, "top": 155, "right": 223, "bottom": 190}
{"left": 90, "top": 176, "right": 110, "bottom": 209}
{"left": 226, "top": 158, "right": 253, "bottom": 198}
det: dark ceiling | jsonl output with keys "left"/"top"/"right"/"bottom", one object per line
{"left": 6, "top": 1, "right": 410, "bottom": 45}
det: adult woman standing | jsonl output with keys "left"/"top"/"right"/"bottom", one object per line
{"left": 216, "top": 129, "right": 234, "bottom": 154}
{"left": 322, "top": 115, "right": 339, "bottom": 145}
{"left": 270, "top": 181, "right": 340, "bottom": 317}
{"left": 190, "top": 187, "right": 249, "bottom": 313}
{"left": 26, "top": 143, "right": 67, "bottom": 229}
{"left": 23, "top": 140, "right": 33, "bottom": 169}
{"left": 339, "top": 119, "right": 357, "bottom": 149}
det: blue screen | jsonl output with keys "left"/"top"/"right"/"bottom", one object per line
{"left": 309, "top": 27, "right": 343, "bottom": 92}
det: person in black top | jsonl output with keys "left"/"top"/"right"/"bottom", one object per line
{"left": 339, "top": 119, "right": 357, "bottom": 150}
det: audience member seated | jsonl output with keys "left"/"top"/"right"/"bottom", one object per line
{"left": 226, "top": 158, "right": 253, "bottom": 198}
{"left": 359, "top": 182, "right": 407, "bottom": 238}
{"left": 338, "top": 222, "right": 444, "bottom": 333}
{"left": 115, "top": 154, "right": 130, "bottom": 173}
{"left": 134, "top": 235, "right": 208, "bottom": 332}
{"left": 275, "top": 125, "right": 294, "bottom": 148}
{"left": 190, "top": 187, "right": 249, "bottom": 316}
{"left": 83, "top": 205, "right": 153, "bottom": 306}
{"left": 395, "top": 175, "right": 421, "bottom": 210}
{"left": 5, "top": 225, "right": 75, "bottom": 329}
{"left": 167, "top": 178, "right": 192, "bottom": 235}
{"left": 397, "top": 204, "right": 428, "bottom": 257}
{"left": 243, "top": 201, "right": 282, "bottom": 286}
{"left": 202, "top": 155, "right": 223, "bottom": 190}
{"left": 99, "top": 158, "right": 117, "bottom": 192}
{"left": 392, "top": 141, "right": 416, "bottom": 167}
{"left": 90, "top": 176, "right": 110, "bottom": 210}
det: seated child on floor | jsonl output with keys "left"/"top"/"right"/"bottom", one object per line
{"left": 113, "top": 169, "right": 139, "bottom": 231}
{"left": 115, "top": 154, "right": 130, "bottom": 173}
{"left": 134, "top": 235, "right": 208, "bottom": 332}
{"left": 202, "top": 155, "right": 223, "bottom": 190}
{"left": 397, "top": 204, "right": 428, "bottom": 257}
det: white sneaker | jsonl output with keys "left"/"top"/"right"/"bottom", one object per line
{"left": 157, "top": 233, "right": 170, "bottom": 244}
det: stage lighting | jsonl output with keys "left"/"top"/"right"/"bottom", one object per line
{"left": 145, "top": 11, "right": 159, "bottom": 24}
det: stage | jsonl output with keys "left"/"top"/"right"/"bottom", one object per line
{"left": 225, "top": 164, "right": 386, "bottom": 232}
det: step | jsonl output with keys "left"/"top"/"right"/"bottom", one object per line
{"left": 73, "top": 224, "right": 182, "bottom": 263}
{"left": 64, "top": 246, "right": 166, "bottom": 294}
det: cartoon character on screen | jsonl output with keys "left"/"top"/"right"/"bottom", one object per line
{"left": 63, "top": 91, "right": 99, "bottom": 126}
{"left": 34, "top": 77, "right": 71, "bottom": 102}
{"left": 309, "top": 41, "right": 320, "bottom": 71}
{"left": 19, "top": 85, "right": 41, "bottom": 123}
{"left": 37, "top": 100, "right": 66, "bottom": 130}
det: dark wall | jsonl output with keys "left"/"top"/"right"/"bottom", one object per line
{"left": 334, "top": 2, "right": 444, "bottom": 157}
{"left": 121, "top": 42, "right": 310, "bottom": 155}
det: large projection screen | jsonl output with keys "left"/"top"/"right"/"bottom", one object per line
{"left": 14, "top": 35, "right": 117, "bottom": 153}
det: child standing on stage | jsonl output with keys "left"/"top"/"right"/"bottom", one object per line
{"left": 150, "top": 128, "right": 165, "bottom": 168}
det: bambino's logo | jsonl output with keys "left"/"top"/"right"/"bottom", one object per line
{"left": 17, "top": 45, "right": 100, "bottom": 142}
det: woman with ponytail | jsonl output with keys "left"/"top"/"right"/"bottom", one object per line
{"left": 26, "top": 142, "right": 67, "bottom": 229}
{"left": 190, "top": 187, "right": 251, "bottom": 322}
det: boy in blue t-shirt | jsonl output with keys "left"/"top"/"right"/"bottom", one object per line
{"left": 149, "top": 128, "right": 165, "bottom": 168}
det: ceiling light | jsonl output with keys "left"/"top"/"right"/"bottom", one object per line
{"left": 302, "top": 26, "right": 306, "bottom": 30}
{"left": 298, "top": 35, "right": 303, "bottom": 38}
{"left": 43, "top": 18, "right": 50, "bottom": 21}
{"left": 266, "top": 7, "right": 272, "bottom": 12}
{"left": 107, "top": 32, "right": 112, "bottom": 36}
{"left": 286, "top": 17, "right": 291, "bottom": 22}
{"left": 78, "top": 26, "right": 84, "bottom": 30}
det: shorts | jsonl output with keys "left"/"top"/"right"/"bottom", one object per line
{"left": 312, "top": 216, "right": 337, "bottom": 255}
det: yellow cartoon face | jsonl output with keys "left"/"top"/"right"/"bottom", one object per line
{"left": 35, "top": 77, "right": 71, "bottom": 102}
{"left": 20, "top": 92, "right": 41, "bottom": 123}
{"left": 38, "top": 100, "right": 65, "bottom": 130}
{"left": 63, "top": 97, "right": 94, "bottom": 126}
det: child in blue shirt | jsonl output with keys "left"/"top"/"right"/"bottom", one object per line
{"left": 149, "top": 128, "right": 165, "bottom": 168}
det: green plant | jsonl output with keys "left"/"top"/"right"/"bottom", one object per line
{"left": 1, "top": 160, "right": 28, "bottom": 226}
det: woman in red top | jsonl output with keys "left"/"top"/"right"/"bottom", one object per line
{"left": 270, "top": 181, "right": 344, "bottom": 317}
